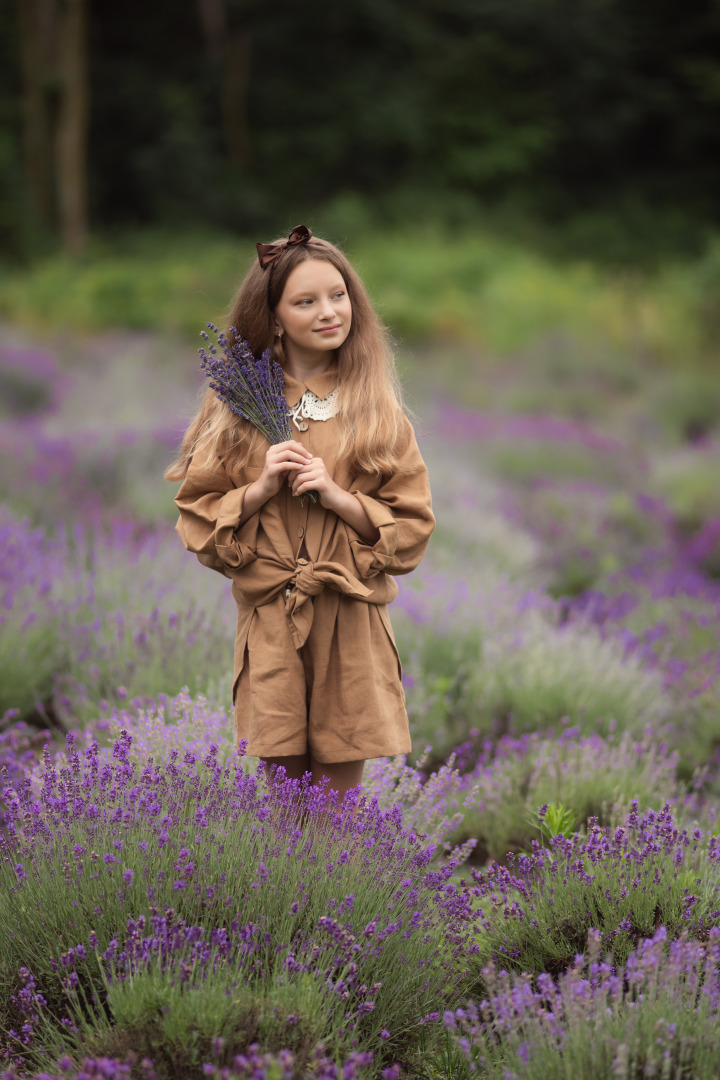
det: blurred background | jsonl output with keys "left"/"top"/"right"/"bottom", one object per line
{"left": 2, "top": 0, "right": 720, "bottom": 787}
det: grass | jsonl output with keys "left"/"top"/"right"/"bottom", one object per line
{"left": 2, "top": 224, "right": 720, "bottom": 372}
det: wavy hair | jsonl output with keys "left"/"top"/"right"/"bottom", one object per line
{"left": 165, "top": 233, "right": 406, "bottom": 483}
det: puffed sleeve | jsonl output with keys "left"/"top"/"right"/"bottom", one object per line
{"left": 174, "top": 444, "right": 259, "bottom": 575}
{"left": 347, "top": 415, "right": 434, "bottom": 579}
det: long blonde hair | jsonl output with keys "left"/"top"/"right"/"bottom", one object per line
{"left": 165, "top": 233, "right": 406, "bottom": 482}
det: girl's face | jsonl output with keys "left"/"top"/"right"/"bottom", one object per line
{"left": 273, "top": 258, "right": 352, "bottom": 365}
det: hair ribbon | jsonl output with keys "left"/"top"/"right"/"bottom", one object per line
{"left": 256, "top": 224, "right": 312, "bottom": 270}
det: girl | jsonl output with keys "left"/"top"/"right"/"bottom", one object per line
{"left": 167, "top": 225, "right": 434, "bottom": 801}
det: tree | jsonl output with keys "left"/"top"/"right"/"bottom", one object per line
{"left": 55, "top": 0, "right": 89, "bottom": 254}
{"left": 16, "top": 0, "right": 89, "bottom": 254}
{"left": 195, "top": 0, "right": 251, "bottom": 167}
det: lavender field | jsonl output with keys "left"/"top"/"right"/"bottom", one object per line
{"left": 2, "top": 316, "right": 720, "bottom": 1080}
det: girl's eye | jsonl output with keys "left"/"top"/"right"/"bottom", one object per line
{"left": 297, "top": 299, "right": 313, "bottom": 306}
{"left": 333, "top": 291, "right": 345, "bottom": 299}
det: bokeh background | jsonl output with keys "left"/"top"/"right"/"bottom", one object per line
{"left": 5, "top": 6, "right": 720, "bottom": 1077}
{"left": 2, "top": 0, "right": 720, "bottom": 796}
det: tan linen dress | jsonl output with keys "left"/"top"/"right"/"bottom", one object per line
{"left": 174, "top": 363, "right": 435, "bottom": 763}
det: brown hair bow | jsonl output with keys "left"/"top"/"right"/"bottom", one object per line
{"left": 256, "top": 224, "right": 312, "bottom": 270}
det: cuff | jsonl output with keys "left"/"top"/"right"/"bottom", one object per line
{"left": 348, "top": 491, "right": 398, "bottom": 577}
{"left": 214, "top": 486, "right": 260, "bottom": 569}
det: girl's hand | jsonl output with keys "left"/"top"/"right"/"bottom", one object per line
{"left": 255, "top": 440, "right": 313, "bottom": 501}
{"left": 290, "top": 456, "right": 342, "bottom": 508}
{"left": 292, "top": 457, "right": 380, "bottom": 542}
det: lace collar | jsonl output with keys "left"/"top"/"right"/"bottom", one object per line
{"left": 288, "top": 387, "right": 339, "bottom": 430}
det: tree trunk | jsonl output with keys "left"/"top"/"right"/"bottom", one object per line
{"left": 16, "top": 0, "right": 56, "bottom": 231}
{"left": 195, "top": 0, "right": 226, "bottom": 59}
{"left": 222, "top": 30, "right": 251, "bottom": 167}
{"left": 196, "top": 0, "right": 251, "bottom": 167}
{"left": 55, "top": 0, "right": 89, "bottom": 255}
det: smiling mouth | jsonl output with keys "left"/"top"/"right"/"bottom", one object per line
{"left": 314, "top": 325, "right": 341, "bottom": 333}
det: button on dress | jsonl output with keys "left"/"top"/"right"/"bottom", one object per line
{"left": 173, "top": 363, "right": 435, "bottom": 763}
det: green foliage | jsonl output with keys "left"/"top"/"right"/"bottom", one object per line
{"left": 533, "top": 803, "right": 577, "bottom": 845}
{"left": 6, "top": 0, "right": 720, "bottom": 253}
{"left": 449, "top": 731, "right": 683, "bottom": 863}
{"left": 472, "top": 817, "right": 720, "bottom": 978}
{"left": 0, "top": 232, "right": 247, "bottom": 337}
{"left": 2, "top": 226, "right": 720, "bottom": 377}
{"left": 467, "top": 608, "right": 672, "bottom": 741}
{"left": 650, "top": 368, "right": 720, "bottom": 444}
{"left": 651, "top": 449, "right": 720, "bottom": 532}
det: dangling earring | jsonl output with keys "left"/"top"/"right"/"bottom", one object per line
{"left": 275, "top": 328, "right": 283, "bottom": 339}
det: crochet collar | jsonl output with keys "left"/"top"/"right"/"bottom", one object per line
{"left": 282, "top": 360, "right": 338, "bottom": 404}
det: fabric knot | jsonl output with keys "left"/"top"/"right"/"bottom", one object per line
{"left": 292, "top": 561, "right": 325, "bottom": 597}
{"left": 284, "top": 559, "right": 372, "bottom": 649}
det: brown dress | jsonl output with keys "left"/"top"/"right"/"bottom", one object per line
{"left": 173, "top": 363, "right": 435, "bottom": 763}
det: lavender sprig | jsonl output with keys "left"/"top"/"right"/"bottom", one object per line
{"left": 199, "top": 324, "right": 293, "bottom": 444}
{"left": 199, "top": 324, "right": 317, "bottom": 502}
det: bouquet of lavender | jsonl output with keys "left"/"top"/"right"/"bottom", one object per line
{"left": 199, "top": 323, "right": 317, "bottom": 501}
{"left": 199, "top": 323, "right": 294, "bottom": 443}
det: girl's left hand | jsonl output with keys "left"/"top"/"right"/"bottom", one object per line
{"left": 290, "top": 456, "right": 341, "bottom": 509}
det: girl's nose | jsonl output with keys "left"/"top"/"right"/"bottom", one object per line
{"left": 318, "top": 298, "right": 336, "bottom": 319}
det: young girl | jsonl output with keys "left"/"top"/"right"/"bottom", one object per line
{"left": 167, "top": 225, "right": 434, "bottom": 801}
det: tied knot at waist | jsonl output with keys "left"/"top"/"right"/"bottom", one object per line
{"left": 229, "top": 555, "right": 387, "bottom": 649}
{"left": 284, "top": 561, "right": 369, "bottom": 643}
{"left": 284, "top": 559, "right": 371, "bottom": 648}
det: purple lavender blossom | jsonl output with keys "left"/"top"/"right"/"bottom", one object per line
{"left": 199, "top": 325, "right": 293, "bottom": 445}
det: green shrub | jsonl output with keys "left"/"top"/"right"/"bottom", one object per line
{"left": 468, "top": 607, "right": 672, "bottom": 740}
{"left": 650, "top": 447, "right": 720, "bottom": 532}
{"left": 449, "top": 730, "right": 684, "bottom": 862}
{"left": 448, "top": 925, "right": 720, "bottom": 1080}
{"left": 468, "top": 802, "right": 720, "bottom": 978}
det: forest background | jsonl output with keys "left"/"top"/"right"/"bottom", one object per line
{"left": 3, "top": 0, "right": 720, "bottom": 262}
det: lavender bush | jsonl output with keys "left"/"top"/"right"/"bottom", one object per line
{"left": 446, "top": 926, "right": 720, "bottom": 1079}
{"left": 469, "top": 801, "right": 720, "bottom": 978}
{"left": 392, "top": 576, "right": 674, "bottom": 759}
{"left": 0, "top": 511, "right": 69, "bottom": 719}
{"left": 0, "top": 1044, "right": 387, "bottom": 1080}
{"left": 443, "top": 728, "right": 688, "bottom": 862}
{"left": 0, "top": 511, "right": 233, "bottom": 725}
{"left": 0, "top": 732, "right": 478, "bottom": 1077}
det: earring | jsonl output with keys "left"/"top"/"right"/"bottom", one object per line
{"left": 275, "top": 329, "right": 283, "bottom": 339}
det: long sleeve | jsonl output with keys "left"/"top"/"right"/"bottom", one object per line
{"left": 174, "top": 445, "right": 259, "bottom": 574}
{"left": 347, "top": 415, "right": 435, "bottom": 580}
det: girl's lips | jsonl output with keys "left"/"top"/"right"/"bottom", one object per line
{"left": 314, "top": 325, "right": 341, "bottom": 334}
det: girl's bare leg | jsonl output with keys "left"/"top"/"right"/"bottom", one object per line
{"left": 260, "top": 753, "right": 311, "bottom": 781}
{"left": 259, "top": 755, "right": 364, "bottom": 805}
{"left": 310, "top": 757, "right": 365, "bottom": 802}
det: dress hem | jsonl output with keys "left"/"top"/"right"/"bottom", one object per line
{"left": 243, "top": 739, "right": 412, "bottom": 764}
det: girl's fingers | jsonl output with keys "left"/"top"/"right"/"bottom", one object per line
{"left": 291, "top": 473, "right": 309, "bottom": 494}
{"left": 269, "top": 450, "right": 312, "bottom": 467}
{"left": 275, "top": 440, "right": 312, "bottom": 458}
{"left": 292, "top": 472, "right": 322, "bottom": 495}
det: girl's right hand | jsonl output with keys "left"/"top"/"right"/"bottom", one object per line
{"left": 254, "top": 440, "right": 313, "bottom": 501}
